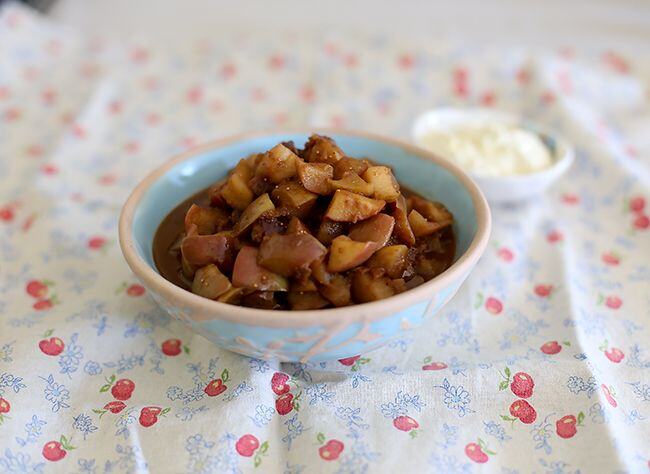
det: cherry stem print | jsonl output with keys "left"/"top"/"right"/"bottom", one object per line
{"left": 253, "top": 441, "right": 269, "bottom": 468}
{"left": 500, "top": 414, "right": 518, "bottom": 428}
{"left": 498, "top": 366, "right": 511, "bottom": 391}
{"left": 99, "top": 374, "right": 117, "bottom": 393}
{"left": 350, "top": 357, "right": 370, "bottom": 372}
{"left": 59, "top": 435, "right": 75, "bottom": 451}
{"left": 114, "top": 282, "right": 128, "bottom": 294}
{"left": 474, "top": 292, "right": 484, "bottom": 309}
{"left": 221, "top": 369, "right": 230, "bottom": 383}
{"left": 478, "top": 438, "right": 496, "bottom": 456}
{"left": 577, "top": 411, "right": 585, "bottom": 426}
{"left": 42, "top": 328, "right": 54, "bottom": 338}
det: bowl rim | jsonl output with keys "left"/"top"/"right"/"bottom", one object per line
{"left": 411, "top": 107, "right": 575, "bottom": 182}
{"left": 118, "top": 128, "right": 491, "bottom": 328}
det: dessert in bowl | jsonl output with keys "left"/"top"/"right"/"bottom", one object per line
{"left": 118, "top": 130, "right": 490, "bottom": 362}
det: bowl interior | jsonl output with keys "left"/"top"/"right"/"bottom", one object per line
{"left": 132, "top": 133, "right": 479, "bottom": 273}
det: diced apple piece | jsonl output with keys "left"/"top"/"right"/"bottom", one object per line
{"left": 208, "top": 180, "right": 228, "bottom": 208}
{"left": 191, "top": 264, "right": 232, "bottom": 299}
{"left": 258, "top": 233, "right": 327, "bottom": 276}
{"left": 316, "top": 219, "right": 346, "bottom": 246}
{"left": 232, "top": 246, "right": 288, "bottom": 291}
{"left": 351, "top": 269, "right": 395, "bottom": 303}
{"left": 367, "top": 245, "right": 409, "bottom": 278}
{"left": 288, "top": 291, "right": 330, "bottom": 310}
{"left": 318, "top": 274, "right": 351, "bottom": 307}
{"left": 217, "top": 286, "right": 243, "bottom": 304}
{"left": 408, "top": 209, "right": 446, "bottom": 237}
{"left": 405, "top": 275, "right": 425, "bottom": 290}
{"left": 220, "top": 172, "right": 254, "bottom": 210}
{"left": 181, "top": 232, "right": 236, "bottom": 270}
{"left": 310, "top": 258, "right": 332, "bottom": 284}
{"left": 297, "top": 161, "right": 333, "bottom": 195}
{"left": 414, "top": 254, "right": 448, "bottom": 279}
{"left": 362, "top": 166, "right": 400, "bottom": 202}
{"left": 242, "top": 291, "right": 280, "bottom": 309}
{"left": 349, "top": 214, "right": 395, "bottom": 248}
{"left": 329, "top": 172, "right": 374, "bottom": 196}
{"left": 327, "top": 236, "right": 377, "bottom": 273}
{"left": 250, "top": 216, "right": 286, "bottom": 244}
{"left": 287, "top": 216, "right": 311, "bottom": 235}
{"left": 233, "top": 158, "right": 254, "bottom": 181}
{"left": 392, "top": 194, "right": 416, "bottom": 246}
{"left": 184, "top": 204, "right": 229, "bottom": 235}
{"left": 325, "top": 190, "right": 385, "bottom": 223}
{"left": 303, "top": 134, "right": 344, "bottom": 165}
{"left": 388, "top": 278, "right": 408, "bottom": 294}
{"left": 333, "top": 157, "right": 370, "bottom": 179}
{"left": 255, "top": 144, "right": 299, "bottom": 183}
{"left": 182, "top": 254, "right": 197, "bottom": 279}
{"left": 271, "top": 181, "right": 318, "bottom": 217}
{"left": 232, "top": 193, "right": 275, "bottom": 236}
{"left": 409, "top": 196, "right": 453, "bottom": 226}
{"left": 291, "top": 274, "right": 318, "bottom": 292}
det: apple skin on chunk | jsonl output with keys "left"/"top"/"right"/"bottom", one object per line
{"left": 258, "top": 233, "right": 327, "bottom": 277}
{"left": 255, "top": 144, "right": 299, "bottom": 184}
{"left": 232, "top": 246, "right": 288, "bottom": 291}
{"left": 287, "top": 291, "right": 330, "bottom": 310}
{"left": 351, "top": 268, "right": 396, "bottom": 303}
{"left": 286, "top": 216, "right": 311, "bottom": 235}
{"left": 318, "top": 274, "right": 351, "bottom": 307}
{"left": 191, "top": 264, "right": 232, "bottom": 299}
{"left": 333, "top": 157, "right": 370, "bottom": 180}
{"left": 327, "top": 236, "right": 377, "bottom": 273}
{"left": 348, "top": 214, "right": 395, "bottom": 248}
{"left": 408, "top": 195, "right": 453, "bottom": 225}
{"left": 362, "top": 166, "right": 400, "bottom": 202}
{"left": 408, "top": 209, "right": 447, "bottom": 237}
{"left": 303, "top": 134, "right": 344, "bottom": 165}
{"left": 325, "top": 190, "right": 385, "bottom": 223}
{"left": 181, "top": 231, "right": 236, "bottom": 270}
{"left": 184, "top": 204, "right": 229, "bottom": 235}
{"left": 329, "top": 172, "right": 374, "bottom": 196}
{"left": 271, "top": 182, "right": 318, "bottom": 217}
{"left": 392, "top": 194, "right": 416, "bottom": 246}
{"left": 297, "top": 161, "right": 334, "bottom": 195}
{"left": 232, "top": 193, "right": 275, "bottom": 236}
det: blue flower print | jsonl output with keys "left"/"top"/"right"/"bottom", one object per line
{"left": 249, "top": 404, "right": 275, "bottom": 427}
{"left": 15, "top": 415, "right": 46, "bottom": 447}
{"left": 0, "top": 449, "right": 44, "bottom": 473}
{"left": 434, "top": 379, "right": 474, "bottom": 417}
{"left": 59, "top": 333, "right": 83, "bottom": 377}
{"left": 39, "top": 374, "right": 70, "bottom": 412}
{"left": 73, "top": 413, "right": 98, "bottom": 439}
{"left": 83, "top": 361, "right": 102, "bottom": 376}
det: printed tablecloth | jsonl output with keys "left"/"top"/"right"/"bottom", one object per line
{"left": 1, "top": 4, "right": 649, "bottom": 473}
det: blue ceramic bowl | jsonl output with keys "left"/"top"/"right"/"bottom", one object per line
{"left": 119, "top": 130, "right": 491, "bottom": 362}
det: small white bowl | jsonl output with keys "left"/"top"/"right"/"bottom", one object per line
{"left": 412, "top": 108, "right": 574, "bottom": 204}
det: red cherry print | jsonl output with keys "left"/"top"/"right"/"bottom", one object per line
{"left": 71, "top": 124, "right": 86, "bottom": 138}
{"left": 540, "top": 341, "right": 562, "bottom": 355}
{"left": 126, "top": 284, "right": 145, "bottom": 296}
{"left": 275, "top": 393, "right": 294, "bottom": 415}
{"left": 103, "top": 401, "right": 126, "bottom": 414}
{"left": 516, "top": 67, "right": 531, "bottom": 85}
{"left": 220, "top": 62, "right": 237, "bottom": 79}
{"left": 556, "top": 415, "right": 578, "bottom": 438}
{"left": 601, "top": 384, "right": 617, "bottom": 407}
{"left": 111, "top": 379, "right": 135, "bottom": 401}
{"left": 42, "top": 441, "right": 67, "bottom": 462}
{"left": 130, "top": 47, "right": 150, "bottom": 63}
{"left": 510, "top": 372, "right": 534, "bottom": 398}
{"left": 604, "top": 296, "right": 622, "bottom": 309}
{"left": 0, "top": 397, "right": 10, "bottom": 413}
{"left": 422, "top": 362, "right": 447, "bottom": 371}
{"left": 601, "top": 252, "right": 620, "bottom": 266}
{"left": 204, "top": 379, "right": 227, "bottom": 397}
{"left": 547, "top": 230, "right": 563, "bottom": 243}
{"left": 268, "top": 55, "right": 285, "bottom": 70}
{"left": 509, "top": 399, "right": 537, "bottom": 424}
{"left": 319, "top": 440, "right": 344, "bottom": 460}
{"left": 139, "top": 406, "right": 163, "bottom": 427}
{"left": 271, "top": 372, "right": 290, "bottom": 395}
{"left": 40, "top": 164, "right": 58, "bottom": 175}
{"left": 561, "top": 193, "right": 580, "bottom": 205}
{"left": 602, "top": 51, "right": 630, "bottom": 74}
{"left": 397, "top": 54, "right": 414, "bottom": 70}
{"left": 235, "top": 434, "right": 260, "bottom": 457}
{"left": 107, "top": 100, "right": 122, "bottom": 114}
{"left": 88, "top": 236, "right": 106, "bottom": 250}
{"left": 0, "top": 206, "right": 14, "bottom": 222}
{"left": 161, "top": 339, "right": 182, "bottom": 356}
{"left": 124, "top": 141, "right": 139, "bottom": 154}
{"left": 480, "top": 91, "right": 496, "bottom": 107}
{"left": 27, "top": 280, "right": 48, "bottom": 298}
{"left": 629, "top": 196, "right": 645, "bottom": 213}
{"left": 465, "top": 443, "right": 489, "bottom": 463}
{"left": 98, "top": 174, "right": 116, "bottom": 185}
{"left": 534, "top": 284, "right": 553, "bottom": 298}
{"left": 497, "top": 247, "right": 514, "bottom": 262}
{"left": 300, "top": 85, "right": 315, "bottom": 103}
{"left": 605, "top": 348, "right": 624, "bottom": 363}
{"left": 33, "top": 299, "right": 54, "bottom": 311}
{"left": 186, "top": 86, "right": 203, "bottom": 104}
{"left": 633, "top": 214, "right": 649, "bottom": 230}
{"left": 3, "top": 107, "right": 21, "bottom": 121}
{"left": 41, "top": 88, "right": 57, "bottom": 105}
{"left": 541, "top": 90, "right": 556, "bottom": 105}
{"left": 343, "top": 54, "right": 358, "bottom": 68}
{"left": 338, "top": 355, "right": 360, "bottom": 367}
{"left": 485, "top": 297, "right": 503, "bottom": 315}
{"left": 39, "top": 337, "right": 65, "bottom": 356}
{"left": 393, "top": 415, "right": 419, "bottom": 432}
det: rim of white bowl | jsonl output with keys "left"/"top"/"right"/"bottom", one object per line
{"left": 411, "top": 107, "right": 574, "bottom": 182}
{"left": 119, "top": 129, "right": 491, "bottom": 328}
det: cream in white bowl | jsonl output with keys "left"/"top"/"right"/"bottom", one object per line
{"left": 412, "top": 108, "right": 574, "bottom": 204}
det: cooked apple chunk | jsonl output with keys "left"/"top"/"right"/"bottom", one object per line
{"left": 184, "top": 204, "right": 228, "bottom": 235}
{"left": 408, "top": 209, "right": 447, "bottom": 237}
{"left": 191, "top": 264, "right": 232, "bottom": 299}
{"left": 351, "top": 268, "right": 395, "bottom": 303}
{"left": 315, "top": 219, "right": 346, "bottom": 246}
{"left": 232, "top": 246, "right": 288, "bottom": 291}
{"left": 258, "top": 233, "right": 327, "bottom": 276}
{"left": 286, "top": 216, "right": 311, "bottom": 235}
{"left": 333, "top": 157, "right": 370, "bottom": 179}
{"left": 181, "top": 231, "right": 235, "bottom": 269}
{"left": 362, "top": 166, "right": 400, "bottom": 202}
{"left": 255, "top": 144, "right": 299, "bottom": 183}
{"left": 328, "top": 236, "right": 377, "bottom": 273}
{"left": 409, "top": 195, "right": 453, "bottom": 225}
{"left": 288, "top": 291, "right": 330, "bottom": 310}
{"left": 318, "top": 274, "right": 351, "bottom": 307}
{"left": 348, "top": 214, "right": 395, "bottom": 248}
{"left": 220, "top": 172, "right": 254, "bottom": 210}
{"left": 297, "top": 161, "right": 333, "bottom": 195}
{"left": 271, "top": 181, "right": 317, "bottom": 217}
{"left": 367, "top": 245, "right": 409, "bottom": 278}
{"left": 303, "top": 134, "right": 344, "bottom": 165}
{"left": 329, "top": 172, "right": 374, "bottom": 196}
{"left": 325, "top": 190, "right": 385, "bottom": 223}
{"left": 232, "top": 193, "right": 275, "bottom": 236}
{"left": 392, "top": 194, "right": 416, "bottom": 246}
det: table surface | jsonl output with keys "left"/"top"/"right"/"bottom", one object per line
{"left": 1, "top": 3, "right": 649, "bottom": 473}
